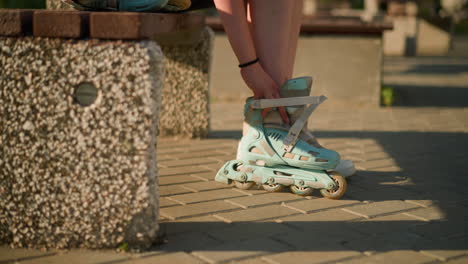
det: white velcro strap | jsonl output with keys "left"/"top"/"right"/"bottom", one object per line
{"left": 250, "top": 96, "right": 327, "bottom": 109}
{"left": 282, "top": 96, "right": 327, "bottom": 151}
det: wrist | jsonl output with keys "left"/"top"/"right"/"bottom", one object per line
{"left": 239, "top": 58, "right": 259, "bottom": 68}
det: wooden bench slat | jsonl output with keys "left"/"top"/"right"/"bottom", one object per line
{"left": 0, "top": 9, "right": 205, "bottom": 40}
{"left": 0, "top": 9, "right": 33, "bottom": 37}
{"left": 89, "top": 12, "right": 205, "bottom": 40}
{"left": 33, "top": 10, "right": 89, "bottom": 39}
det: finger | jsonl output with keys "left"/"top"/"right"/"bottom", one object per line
{"left": 279, "top": 106, "right": 290, "bottom": 125}
{"left": 253, "top": 90, "right": 262, "bottom": 99}
{"left": 261, "top": 108, "right": 272, "bottom": 118}
{"left": 271, "top": 90, "right": 280, "bottom": 99}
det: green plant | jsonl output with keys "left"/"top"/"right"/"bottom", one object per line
{"left": 381, "top": 86, "right": 396, "bottom": 107}
{"left": 117, "top": 242, "right": 129, "bottom": 252}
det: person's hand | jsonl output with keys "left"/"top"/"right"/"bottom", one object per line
{"left": 240, "top": 63, "right": 290, "bottom": 124}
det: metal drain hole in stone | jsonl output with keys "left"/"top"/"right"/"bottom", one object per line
{"left": 74, "top": 82, "right": 98, "bottom": 107}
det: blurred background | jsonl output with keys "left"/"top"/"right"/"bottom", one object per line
{"left": 0, "top": 0, "right": 45, "bottom": 9}
{"left": 1, "top": 0, "right": 466, "bottom": 40}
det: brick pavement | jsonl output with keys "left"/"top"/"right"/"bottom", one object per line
{"left": 2, "top": 102, "right": 467, "bottom": 264}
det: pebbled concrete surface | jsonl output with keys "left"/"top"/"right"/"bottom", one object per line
{"left": 0, "top": 37, "right": 163, "bottom": 249}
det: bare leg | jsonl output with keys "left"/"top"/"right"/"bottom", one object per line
{"left": 248, "top": 0, "right": 304, "bottom": 86}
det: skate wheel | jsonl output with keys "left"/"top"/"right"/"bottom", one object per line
{"left": 290, "top": 185, "right": 314, "bottom": 196}
{"left": 320, "top": 173, "right": 347, "bottom": 200}
{"left": 262, "top": 183, "right": 284, "bottom": 192}
{"left": 234, "top": 181, "right": 255, "bottom": 190}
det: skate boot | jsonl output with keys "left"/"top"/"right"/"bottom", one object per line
{"left": 234, "top": 77, "right": 356, "bottom": 177}
{"left": 281, "top": 77, "right": 356, "bottom": 178}
{"left": 216, "top": 77, "right": 347, "bottom": 199}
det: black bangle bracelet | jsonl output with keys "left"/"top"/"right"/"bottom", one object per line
{"left": 239, "top": 58, "right": 259, "bottom": 68}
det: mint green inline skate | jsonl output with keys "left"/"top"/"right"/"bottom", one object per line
{"left": 215, "top": 77, "right": 347, "bottom": 199}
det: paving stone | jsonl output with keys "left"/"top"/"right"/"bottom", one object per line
{"left": 160, "top": 201, "right": 241, "bottom": 220}
{"left": 233, "top": 187, "right": 273, "bottom": 196}
{"left": 162, "top": 157, "right": 220, "bottom": 168}
{"left": 160, "top": 215, "right": 227, "bottom": 236}
{"left": 181, "top": 181, "right": 233, "bottom": 192}
{"left": 190, "top": 171, "right": 216, "bottom": 181}
{"left": 418, "top": 237, "right": 468, "bottom": 261}
{"left": 345, "top": 213, "right": 425, "bottom": 236}
{"left": 208, "top": 154, "right": 238, "bottom": 163}
{"left": 372, "top": 165, "right": 403, "bottom": 172}
{"left": 444, "top": 256, "right": 468, "bottom": 264}
{"left": 230, "top": 258, "right": 271, "bottom": 264}
{"left": 159, "top": 175, "right": 203, "bottom": 186}
{"left": 343, "top": 231, "right": 427, "bottom": 253}
{"left": 361, "top": 144, "right": 386, "bottom": 153}
{"left": 19, "top": 250, "right": 130, "bottom": 264}
{"left": 157, "top": 146, "right": 187, "bottom": 155}
{"left": 342, "top": 200, "right": 420, "bottom": 219}
{"left": 0, "top": 9, "right": 33, "bottom": 36}
{"left": 404, "top": 199, "right": 438, "bottom": 208}
{"left": 33, "top": 10, "right": 89, "bottom": 38}
{"left": 355, "top": 158, "right": 398, "bottom": 170}
{"left": 277, "top": 208, "right": 362, "bottom": 223}
{"left": 168, "top": 189, "right": 247, "bottom": 205}
{"left": 192, "top": 237, "right": 291, "bottom": 264}
{"left": 346, "top": 175, "right": 412, "bottom": 195}
{"left": 282, "top": 197, "right": 361, "bottom": 213}
{"left": 408, "top": 219, "right": 468, "bottom": 239}
{"left": 166, "top": 151, "right": 224, "bottom": 160}
{"left": 0, "top": 247, "right": 57, "bottom": 263}
{"left": 157, "top": 154, "right": 176, "bottom": 162}
{"left": 207, "top": 221, "right": 296, "bottom": 243}
{"left": 273, "top": 221, "right": 364, "bottom": 246}
{"left": 402, "top": 206, "right": 448, "bottom": 221}
{"left": 336, "top": 250, "right": 436, "bottom": 264}
{"left": 214, "top": 205, "right": 300, "bottom": 223}
{"left": 182, "top": 144, "right": 230, "bottom": 155}
{"left": 200, "top": 162, "right": 228, "bottom": 172}
{"left": 160, "top": 185, "right": 194, "bottom": 197}
{"left": 159, "top": 138, "right": 234, "bottom": 149}
{"left": 159, "top": 166, "right": 211, "bottom": 177}
{"left": 158, "top": 231, "right": 220, "bottom": 252}
{"left": 354, "top": 151, "right": 391, "bottom": 162}
{"left": 404, "top": 188, "right": 468, "bottom": 207}
{"left": 90, "top": 12, "right": 204, "bottom": 39}
{"left": 122, "top": 252, "right": 204, "bottom": 264}
{"left": 160, "top": 197, "right": 183, "bottom": 208}
{"left": 225, "top": 192, "right": 304, "bottom": 209}
{"left": 262, "top": 248, "right": 362, "bottom": 264}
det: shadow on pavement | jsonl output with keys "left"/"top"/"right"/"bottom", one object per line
{"left": 401, "top": 64, "right": 468, "bottom": 75}
{"left": 385, "top": 84, "right": 468, "bottom": 107}
{"left": 0, "top": 252, "right": 57, "bottom": 264}
{"left": 174, "top": 129, "right": 468, "bottom": 253}
{"left": 152, "top": 220, "right": 466, "bottom": 252}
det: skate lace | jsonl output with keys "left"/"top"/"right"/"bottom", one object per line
{"left": 251, "top": 96, "right": 327, "bottom": 152}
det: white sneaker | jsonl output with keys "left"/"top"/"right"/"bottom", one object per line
{"left": 330, "top": 159, "right": 356, "bottom": 178}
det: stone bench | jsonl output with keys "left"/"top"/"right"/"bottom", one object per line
{"left": 0, "top": 8, "right": 213, "bottom": 249}
{"left": 208, "top": 17, "right": 392, "bottom": 108}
